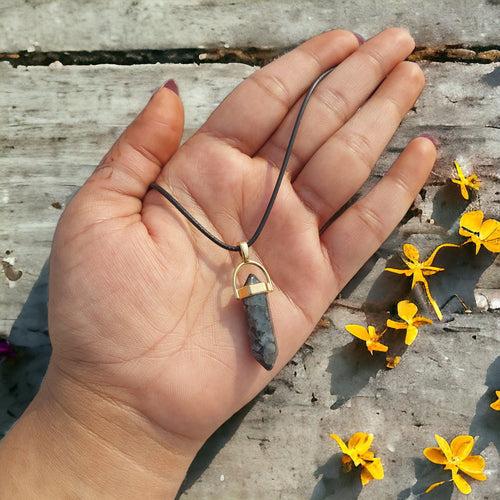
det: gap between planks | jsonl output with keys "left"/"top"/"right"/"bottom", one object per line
{"left": 1, "top": 45, "right": 499, "bottom": 68}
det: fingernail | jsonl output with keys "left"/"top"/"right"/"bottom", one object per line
{"left": 419, "top": 134, "right": 440, "bottom": 147}
{"left": 353, "top": 32, "right": 365, "bottom": 44}
{"left": 163, "top": 79, "right": 179, "bottom": 95}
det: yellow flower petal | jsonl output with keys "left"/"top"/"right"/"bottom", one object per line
{"left": 386, "top": 319, "right": 407, "bottom": 330}
{"left": 472, "top": 237, "right": 482, "bottom": 254}
{"left": 360, "top": 465, "right": 373, "bottom": 486}
{"left": 423, "top": 447, "right": 448, "bottom": 465}
{"left": 484, "top": 238, "right": 500, "bottom": 253}
{"left": 491, "top": 391, "right": 500, "bottom": 411}
{"left": 452, "top": 472, "right": 472, "bottom": 495}
{"left": 458, "top": 455, "right": 486, "bottom": 475}
{"left": 368, "top": 341, "right": 388, "bottom": 353}
{"left": 341, "top": 454, "right": 354, "bottom": 472}
{"left": 385, "top": 355, "right": 401, "bottom": 369}
{"left": 460, "top": 182, "right": 470, "bottom": 200}
{"left": 330, "top": 434, "right": 349, "bottom": 455}
{"left": 345, "top": 324, "right": 370, "bottom": 341}
{"left": 361, "top": 450, "right": 375, "bottom": 461}
{"left": 425, "top": 481, "right": 447, "bottom": 493}
{"left": 462, "top": 470, "right": 487, "bottom": 481}
{"left": 363, "top": 457, "right": 384, "bottom": 480}
{"left": 459, "top": 210, "right": 484, "bottom": 237}
{"left": 476, "top": 219, "right": 500, "bottom": 251}
{"left": 434, "top": 434, "right": 452, "bottom": 462}
{"left": 450, "top": 435, "right": 474, "bottom": 460}
{"left": 492, "top": 397, "right": 500, "bottom": 412}
{"left": 348, "top": 432, "right": 374, "bottom": 456}
{"left": 410, "top": 272, "right": 421, "bottom": 289}
{"left": 454, "top": 160, "right": 465, "bottom": 180}
{"left": 466, "top": 174, "right": 480, "bottom": 190}
{"left": 421, "top": 279, "right": 443, "bottom": 321}
{"left": 397, "top": 300, "right": 418, "bottom": 323}
{"left": 384, "top": 267, "right": 413, "bottom": 276}
{"left": 421, "top": 266, "right": 445, "bottom": 275}
{"left": 405, "top": 325, "right": 419, "bottom": 345}
{"left": 403, "top": 243, "right": 420, "bottom": 262}
{"left": 413, "top": 316, "right": 433, "bottom": 327}
{"left": 481, "top": 219, "right": 500, "bottom": 253}
{"left": 479, "top": 218, "right": 497, "bottom": 239}
{"left": 367, "top": 325, "right": 378, "bottom": 340}
{"left": 425, "top": 243, "right": 461, "bottom": 266}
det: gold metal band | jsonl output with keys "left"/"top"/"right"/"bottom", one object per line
{"left": 232, "top": 242, "right": 274, "bottom": 299}
{"left": 239, "top": 241, "right": 249, "bottom": 262}
{"left": 235, "top": 281, "right": 272, "bottom": 299}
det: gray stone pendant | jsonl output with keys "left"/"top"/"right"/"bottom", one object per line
{"left": 241, "top": 274, "right": 278, "bottom": 370}
{"left": 232, "top": 242, "right": 277, "bottom": 371}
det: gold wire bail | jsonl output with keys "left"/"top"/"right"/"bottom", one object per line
{"left": 232, "top": 241, "right": 274, "bottom": 299}
{"left": 239, "top": 241, "right": 250, "bottom": 263}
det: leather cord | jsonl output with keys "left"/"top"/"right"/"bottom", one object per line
{"left": 149, "top": 67, "right": 335, "bottom": 252}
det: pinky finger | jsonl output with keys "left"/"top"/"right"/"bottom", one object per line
{"left": 321, "top": 137, "right": 437, "bottom": 289}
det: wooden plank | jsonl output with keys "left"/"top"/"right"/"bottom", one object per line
{"left": 1, "top": 61, "right": 499, "bottom": 338}
{"left": 180, "top": 309, "right": 499, "bottom": 499}
{"left": 0, "top": 0, "right": 499, "bottom": 52}
{"left": 2, "top": 272, "right": 498, "bottom": 498}
{"left": 1, "top": 59, "right": 499, "bottom": 500}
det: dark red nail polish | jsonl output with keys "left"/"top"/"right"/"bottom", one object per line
{"left": 419, "top": 133, "right": 440, "bottom": 147}
{"left": 163, "top": 79, "right": 179, "bottom": 95}
{"left": 353, "top": 32, "right": 365, "bottom": 44}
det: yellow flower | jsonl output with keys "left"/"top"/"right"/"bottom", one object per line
{"left": 360, "top": 455, "right": 384, "bottom": 487}
{"left": 386, "top": 355, "right": 401, "bottom": 369}
{"left": 386, "top": 300, "right": 433, "bottom": 345}
{"left": 345, "top": 324, "right": 388, "bottom": 354}
{"left": 423, "top": 434, "right": 487, "bottom": 495}
{"left": 491, "top": 391, "right": 500, "bottom": 411}
{"left": 459, "top": 210, "right": 500, "bottom": 254}
{"left": 451, "top": 160, "right": 480, "bottom": 200}
{"left": 385, "top": 243, "right": 459, "bottom": 320}
{"left": 330, "top": 432, "right": 384, "bottom": 486}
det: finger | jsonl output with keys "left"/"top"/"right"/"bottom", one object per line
{"left": 294, "top": 61, "right": 425, "bottom": 226}
{"left": 321, "top": 137, "right": 436, "bottom": 290}
{"left": 76, "top": 84, "right": 184, "bottom": 220}
{"left": 198, "top": 30, "right": 361, "bottom": 155}
{"left": 257, "top": 28, "right": 415, "bottom": 178}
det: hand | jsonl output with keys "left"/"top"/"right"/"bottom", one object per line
{"left": 1, "top": 28, "right": 436, "bottom": 497}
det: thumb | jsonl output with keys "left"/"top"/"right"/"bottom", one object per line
{"left": 75, "top": 80, "right": 184, "bottom": 220}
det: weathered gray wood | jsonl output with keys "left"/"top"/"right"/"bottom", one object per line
{"left": 1, "top": 61, "right": 499, "bottom": 337}
{"left": 1, "top": 2, "right": 499, "bottom": 497}
{"left": 1, "top": 59, "right": 499, "bottom": 500}
{"left": 2, "top": 261, "right": 498, "bottom": 499}
{"left": 0, "top": 61, "right": 252, "bottom": 335}
{"left": 180, "top": 310, "right": 499, "bottom": 499}
{"left": 0, "top": 0, "right": 499, "bottom": 52}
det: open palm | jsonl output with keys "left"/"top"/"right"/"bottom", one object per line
{"left": 48, "top": 28, "right": 436, "bottom": 446}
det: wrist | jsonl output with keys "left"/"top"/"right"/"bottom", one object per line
{"left": 0, "top": 363, "right": 200, "bottom": 499}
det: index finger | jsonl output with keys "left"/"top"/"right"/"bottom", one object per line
{"left": 198, "top": 29, "right": 361, "bottom": 155}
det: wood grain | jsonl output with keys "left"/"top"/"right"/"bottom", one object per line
{"left": 1, "top": 61, "right": 499, "bottom": 337}
{"left": 0, "top": 0, "right": 499, "bottom": 52}
{"left": 1, "top": 3, "right": 499, "bottom": 498}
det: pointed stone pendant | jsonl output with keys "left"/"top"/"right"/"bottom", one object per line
{"left": 232, "top": 242, "right": 277, "bottom": 370}
{"left": 241, "top": 274, "right": 278, "bottom": 370}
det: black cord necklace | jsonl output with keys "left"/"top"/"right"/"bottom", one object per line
{"left": 150, "top": 67, "right": 334, "bottom": 370}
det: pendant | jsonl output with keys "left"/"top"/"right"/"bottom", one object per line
{"left": 232, "top": 242, "right": 277, "bottom": 370}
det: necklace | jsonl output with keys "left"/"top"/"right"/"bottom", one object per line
{"left": 150, "top": 68, "right": 334, "bottom": 370}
